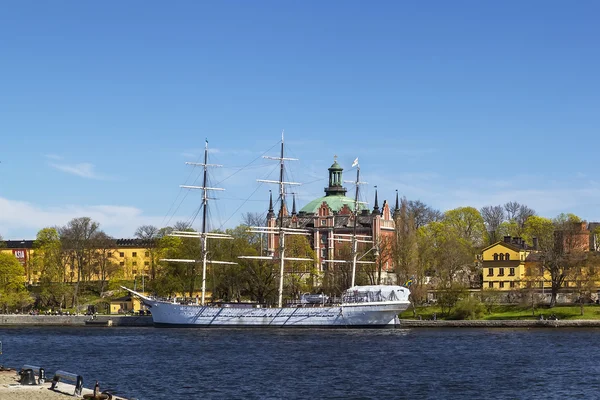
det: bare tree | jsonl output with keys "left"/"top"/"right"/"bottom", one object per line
{"left": 59, "top": 217, "right": 101, "bottom": 308}
{"left": 134, "top": 225, "right": 160, "bottom": 280}
{"left": 93, "top": 232, "right": 118, "bottom": 292}
{"left": 504, "top": 201, "right": 521, "bottom": 221}
{"left": 480, "top": 205, "right": 505, "bottom": 245}
{"left": 516, "top": 205, "right": 536, "bottom": 228}
{"left": 407, "top": 200, "right": 442, "bottom": 229}
{"left": 538, "top": 216, "right": 588, "bottom": 307}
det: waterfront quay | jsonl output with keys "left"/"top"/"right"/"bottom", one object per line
{"left": 3, "top": 314, "right": 600, "bottom": 328}
{"left": 0, "top": 315, "right": 153, "bottom": 327}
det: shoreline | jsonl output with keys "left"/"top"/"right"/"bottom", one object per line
{"left": 0, "top": 315, "right": 153, "bottom": 327}
{"left": 2, "top": 314, "right": 600, "bottom": 328}
{"left": 399, "top": 319, "right": 600, "bottom": 328}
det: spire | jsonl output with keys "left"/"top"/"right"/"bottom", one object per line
{"left": 267, "top": 190, "right": 274, "bottom": 218}
{"left": 393, "top": 190, "right": 400, "bottom": 218}
{"left": 292, "top": 193, "right": 297, "bottom": 216}
{"left": 324, "top": 155, "right": 347, "bottom": 196}
{"left": 372, "top": 187, "right": 380, "bottom": 214}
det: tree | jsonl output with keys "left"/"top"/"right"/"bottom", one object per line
{"left": 443, "top": 207, "right": 486, "bottom": 248}
{"left": 523, "top": 216, "right": 554, "bottom": 250}
{"left": 407, "top": 200, "right": 442, "bottom": 229}
{"left": 284, "top": 235, "right": 317, "bottom": 300}
{"left": 134, "top": 225, "right": 160, "bottom": 280}
{"left": 59, "top": 217, "right": 101, "bottom": 308}
{"left": 569, "top": 253, "right": 600, "bottom": 316}
{"left": 93, "top": 232, "right": 119, "bottom": 292}
{"left": 480, "top": 205, "right": 505, "bottom": 245}
{"left": 537, "top": 214, "right": 587, "bottom": 307}
{"left": 0, "top": 253, "right": 29, "bottom": 313}
{"left": 503, "top": 202, "right": 536, "bottom": 237}
{"left": 32, "top": 227, "right": 71, "bottom": 309}
{"left": 393, "top": 197, "right": 418, "bottom": 287}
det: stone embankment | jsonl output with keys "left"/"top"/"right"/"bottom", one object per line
{"left": 0, "top": 315, "right": 153, "bottom": 327}
{"left": 400, "top": 319, "right": 600, "bottom": 328}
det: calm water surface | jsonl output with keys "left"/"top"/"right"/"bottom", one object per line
{"left": 0, "top": 326, "right": 599, "bottom": 399}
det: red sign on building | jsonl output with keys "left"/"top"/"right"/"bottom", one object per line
{"left": 12, "top": 249, "right": 27, "bottom": 266}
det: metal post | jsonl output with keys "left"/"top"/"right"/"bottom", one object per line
{"left": 278, "top": 233, "right": 285, "bottom": 308}
{"left": 350, "top": 166, "right": 360, "bottom": 288}
{"left": 201, "top": 236, "right": 208, "bottom": 306}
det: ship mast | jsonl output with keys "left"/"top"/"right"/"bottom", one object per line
{"left": 239, "top": 131, "right": 311, "bottom": 308}
{"left": 162, "top": 140, "right": 236, "bottom": 306}
{"left": 324, "top": 158, "right": 374, "bottom": 289}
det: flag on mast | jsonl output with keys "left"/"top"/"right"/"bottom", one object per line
{"left": 351, "top": 158, "right": 359, "bottom": 167}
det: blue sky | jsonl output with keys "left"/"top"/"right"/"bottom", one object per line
{"left": 1, "top": 1, "right": 599, "bottom": 239}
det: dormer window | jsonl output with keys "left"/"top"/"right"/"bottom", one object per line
{"left": 499, "top": 254, "right": 505, "bottom": 261}
{"left": 493, "top": 253, "right": 498, "bottom": 261}
{"left": 505, "top": 253, "right": 510, "bottom": 261}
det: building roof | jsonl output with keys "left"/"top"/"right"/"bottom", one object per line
{"left": 481, "top": 241, "right": 525, "bottom": 253}
{"left": 329, "top": 160, "right": 342, "bottom": 170}
{"left": 299, "top": 195, "right": 368, "bottom": 214}
{"left": 2, "top": 238, "right": 155, "bottom": 249}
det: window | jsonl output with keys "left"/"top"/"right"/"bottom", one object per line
{"left": 132, "top": 261, "right": 137, "bottom": 266}
{"left": 70, "top": 271, "right": 74, "bottom": 278}
{"left": 493, "top": 253, "right": 498, "bottom": 261}
{"left": 321, "top": 220, "right": 326, "bottom": 226}
{"left": 108, "top": 252, "right": 113, "bottom": 257}
{"left": 321, "top": 248, "right": 327, "bottom": 258}
{"left": 499, "top": 282, "right": 505, "bottom": 288}
{"left": 488, "top": 268, "right": 493, "bottom": 276}
{"left": 132, "top": 252, "right": 137, "bottom": 257}
{"left": 499, "top": 268, "right": 504, "bottom": 276}
{"left": 509, "top": 268, "right": 515, "bottom": 276}
{"left": 505, "top": 253, "right": 510, "bottom": 260}
{"left": 120, "top": 252, "right": 125, "bottom": 257}
{"left": 144, "top": 261, "right": 150, "bottom": 266}
{"left": 499, "top": 254, "right": 505, "bottom": 261}
{"left": 488, "top": 282, "right": 493, "bottom": 288}
{"left": 145, "top": 251, "right": 150, "bottom": 257}
{"left": 510, "top": 281, "right": 515, "bottom": 288}
{"left": 120, "top": 262, "right": 125, "bottom": 266}
{"left": 133, "top": 270, "right": 138, "bottom": 275}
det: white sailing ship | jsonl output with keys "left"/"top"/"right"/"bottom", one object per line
{"left": 124, "top": 134, "right": 410, "bottom": 327}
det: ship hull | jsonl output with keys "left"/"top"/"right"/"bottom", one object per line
{"left": 143, "top": 300, "right": 409, "bottom": 328}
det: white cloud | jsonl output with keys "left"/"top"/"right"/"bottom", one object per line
{"left": 49, "top": 162, "right": 109, "bottom": 180}
{"left": 45, "top": 154, "right": 63, "bottom": 160}
{"left": 0, "top": 197, "right": 170, "bottom": 239}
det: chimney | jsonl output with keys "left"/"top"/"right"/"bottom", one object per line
{"left": 533, "top": 237, "right": 538, "bottom": 250}
{"left": 504, "top": 236, "right": 511, "bottom": 243}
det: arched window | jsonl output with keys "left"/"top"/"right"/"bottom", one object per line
{"left": 493, "top": 253, "right": 498, "bottom": 261}
{"left": 505, "top": 253, "right": 510, "bottom": 260}
{"left": 499, "top": 254, "right": 505, "bottom": 261}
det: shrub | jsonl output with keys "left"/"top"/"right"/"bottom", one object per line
{"left": 453, "top": 297, "right": 485, "bottom": 320}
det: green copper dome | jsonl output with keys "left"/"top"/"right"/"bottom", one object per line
{"left": 329, "top": 160, "right": 342, "bottom": 170}
{"left": 299, "top": 195, "right": 367, "bottom": 214}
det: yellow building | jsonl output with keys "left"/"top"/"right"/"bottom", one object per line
{"left": 1, "top": 238, "right": 154, "bottom": 284}
{"left": 481, "top": 236, "right": 534, "bottom": 291}
{"left": 109, "top": 295, "right": 145, "bottom": 314}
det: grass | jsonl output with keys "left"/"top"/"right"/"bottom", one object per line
{"left": 400, "top": 303, "right": 600, "bottom": 321}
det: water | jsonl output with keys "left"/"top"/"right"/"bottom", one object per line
{"left": 1, "top": 327, "right": 599, "bottom": 399}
